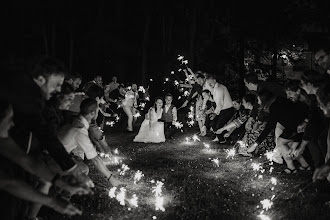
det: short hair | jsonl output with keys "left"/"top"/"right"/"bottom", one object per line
{"left": 202, "top": 89, "right": 211, "bottom": 95}
{"left": 257, "top": 88, "right": 275, "bottom": 106}
{"left": 244, "top": 73, "right": 259, "bottom": 84}
{"left": 316, "top": 82, "right": 330, "bottom": 106}
{"left": 242, "top": 93, "right": 256, "bottom": 106}
{"left": 205, "top": 74, "right": 216, "bottom": 81}
{"left": 31, "top": 57, "right": 67, "bottom": 80}
{"left": 301, "top": 70, "right": 325, "bottom": 88}
{"left": 60, "top": 82, "right": 75, "bottom": 95}
{"left": 86, "top": 84, "right": 104, "bottom": 99}
{"left": 196, "top": 73, "right": 205, "bottom": 79}
{"left": 165, "top": 93, "right": 173, "bottom": 98}
{"left": 285, "top": 80, "right": 301, "bottom": 92}
{"left": 0, "top": 99, "right": 11, "bottom": 121}
{"left": 80, "top": 98, "right": 98, "bottom": 116}
{"left": 65, "top": 72, "right": 82, "bottom": 81}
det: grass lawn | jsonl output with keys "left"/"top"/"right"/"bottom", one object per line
{"left": 43, "top": 119, "right": 330, "bottom": 220}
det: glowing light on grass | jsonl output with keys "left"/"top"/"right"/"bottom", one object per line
{"left": 118, "top": 164, "right": 130, "bottom": 176}
{"left": 130, "top": 194, "right": 138, "bottom": 207}
{"left": 203, "top": 143, "right": 210, "bottom": 149}
{"left": 192, "top": 134, "right": 200, "bottom": 142}
{"left": 152, "top": 181, "right": 165, "bottom": 212}
{"left": 252, "top": 163, "right": 261, "bottom": 171}
{"left": 211, "top": 158, "right": 220, "bottom": 167}
{"left": 258, "top": 214, "right": 271, "bottom": 220}
{"left": 116, "top": 187, "right": 126, "bottom": 206}
{"left": 183, "top": 91, "right": 190, "bottom": 96}
{"left": 109, "top": 187, "right": 117, "bottom": 198}
{"left": 171, "top": 71, "right": 174, "bottom": 74}
{"left": 174, "top": 80, "right": 179, "bottom": 86}
{"left": 134, "top": 170, "right": 144, "bottom": 184}
{"left": 226, "top": 148, "right": 236, "bottom": 159}
{"left": 260, "top": 199, "right": 273, "bottom": 211}
{"left": 185, "top": 137, "right": 190, "bottom": 143}
{"left": 113, "top": 156, "right": 119, "bottom": 164}
{"left": 270, "top": 177, "right": 277, "bottom": 185}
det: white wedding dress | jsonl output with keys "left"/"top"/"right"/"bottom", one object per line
{"left": 133, "top": 107, "right": 165, "bottom": 143}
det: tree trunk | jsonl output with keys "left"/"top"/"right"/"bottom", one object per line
{"left": 142, "top": 12, "right": 151, "bottom": 85}
{"left": 189, "top": 1, "right": 198, "bottom": 67}
{"left": 239, "top": 35, "right": 245, "bottom": 98}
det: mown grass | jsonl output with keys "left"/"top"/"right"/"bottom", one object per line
{"left": 43, "top": 121, "right": 330, "bottom": 220}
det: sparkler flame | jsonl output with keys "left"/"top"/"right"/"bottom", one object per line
{"left": 226, "top": 148, "right": 236, "bottom": 159}
{"left": 134, "top": 170, "right": 144, "bottom": 184}
{"left": 177, "top": 55, "right": 184, "bottom": 61}
{"left": 130, "top": 194, "right": 138, "bottom": 207}
{"left": 109, "top": 187, "right": 117, "bottom": 198}
{"left": 173, "top": 121, "right": 183, "bottom": 129}
{"left": 270, "top": 177, "right": 277, "bottom": 185}
{"left": 192, "top": 134, "right": 200, "bottom": 142}
{"left": 265, "top": 151, "right": 274, "bottom": 161}
{"left": 203, "top": 143, "right": 210, "bottom": 149}
{"left": 183, "top": 91, "right": 190, "bottom": 96}
{"left": 258, "top": 214, "right": 271, "bottom": 220}
{"left": 152, "top": 181, "right": 165, "bottom": 212}
{"left": 252, "top": 163, "right": 261, "bottom": 171}
{"left": 211, "top": 158, "right": 220, "bottom": 167}
{"left": 133, "top": 112, "right": 141, "bottom": 118}
{"left": 174, "top": 80, "right": 179, "bottom": 86}
{"left": 119, "top": 164, "right": 130, "bottom": 176}
{"left": 116, "top": 187, "right": 126, "bottom": 206}
{"left": 138, "top": 86, "right": 146, "bottom": 93}
{"left": 114, "top": 148, "right": 119, "bottom": 154}
{"left": 106, "top": 121, "right": 115, "bottom": 127}
{"left": 260, "top": 199, "right": 273, "bottom": 211}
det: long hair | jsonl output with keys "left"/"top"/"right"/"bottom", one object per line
{"left": 153, "top": 96, "right": 164, "bottom": 111}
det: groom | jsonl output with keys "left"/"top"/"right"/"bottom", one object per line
{"left": 159, "top": 93, "right": 177, "bottom": 140}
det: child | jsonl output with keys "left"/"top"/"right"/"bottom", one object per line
{"left": 160, "top": 93, "right": 177, "bottom": 140}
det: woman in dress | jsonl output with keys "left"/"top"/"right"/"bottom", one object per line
{"left": 133, "top": 97, "right": 165, "bottom": 143}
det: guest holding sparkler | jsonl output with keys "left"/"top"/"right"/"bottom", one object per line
{"left": 133, "top": 97, "right": 165, "bottom": 143}
{"left": 58, "top": 98, "right": 121, "bottom": 187}
{"left": 205, "top": 75, "right": 235, "bottom": 143}
{"left": 215, "top": 93, "right": 256, "bottom": 145}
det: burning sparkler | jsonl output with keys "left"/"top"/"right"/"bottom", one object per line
{"left": 114, "top": 148, "right": 119, "bottom": 154}
{"left": 138, "top": 86, "right": 146, "bottom": 93}
{"left": 134, "top": 170, "right": 144, "bottom": 184}
{"left": 116, "top": 187, "right": 126, "bottom": 206}
{"left": 260, "top": 199, "right": 273, "bottom": 211}
{"left": 203, "top": 143, "right": 210, "bottom": 149}
{"left": 173, "top": 121, "right": 183, "bottom": 129}
{"left": 133, "top": 112, "right": 141, "bottom": 118}
{"left": 118, "top": 164, "right": 130, "bottom": 176}
{"left": 270, "top": 177, "right": 277, "bottom": 185}
{"left": 192, "top": 134, "right": 200, "bottom": 142}
{"left": 226, "top": 148, "right": 236, "bottom": 159}
{"left": 152, "top": 181, "right": 165, "bottom": 212}
{"left": 252, "top": 163, "right": 261, "bottom": 171}
{"left": 106, "top": 121, "right": 115, "bottom": 127}
{"left": 130, "top": 194, "right": 138, "bottom": 208}
{"left": 211, "top": 158, "right": 220, "bottom": 167}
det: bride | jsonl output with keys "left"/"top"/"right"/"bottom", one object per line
{"left": 133, "top": 97, "right": 165, "bottom": 143}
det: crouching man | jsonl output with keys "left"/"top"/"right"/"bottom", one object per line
{"left": 58, "top": 98, "right": 120, "bottom": 187}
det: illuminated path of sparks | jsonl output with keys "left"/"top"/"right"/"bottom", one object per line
{"left": 51, "top": 126, "right": 330, "bottom": 220}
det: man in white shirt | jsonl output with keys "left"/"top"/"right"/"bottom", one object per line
{"left": 205, "top": 75, "right": 235, "bottom": 143}
{"left": 58, "top": 98, "right": 120, "bottom": 187}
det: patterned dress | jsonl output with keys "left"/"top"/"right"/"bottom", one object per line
{"left": 237, "top": 109, "right": 275, "bottom": 156}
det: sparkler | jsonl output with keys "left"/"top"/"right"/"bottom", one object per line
{"left": 171, "top": 71, "right": 174, "bottom": 74}
{"left": 118, "top": 164, "right": 130, "bottom": 176}
{"left": 174, "top": 80, "right": 179, "bottom": 86}
{"left": 133, "top": 170, "right": 144, "bottom": 184}
{"left": 257, "top": 214, "right": 271, "bottom": 220}
{"left": 130, "top": 194, "right": 138, "bottom": 207}
{"left": 106, "top": 121, "right": 115, "bottom": 127}
{"left": 133, "top": 112, "right": 141, "bottom": 118}
{"left": 192, "top": 134, "right": 200, "bottom": 142}
{"left": 260, "top": 199, "right": 273, "bottom": 211}
{"left": 185, "top": 137, "right": 190, "bottom": 143}
{"left": 211, "top": 158, "right": 220, "bottom": 167}
{"left": 116, "top": 187, "right": 126, "bottom": 206}
{"left": 173, "top": 121, "right": 183, "bottom": 129}
{"left": 138, "top": 86, "right": 146, "bottom": 93}
{"left": 109, "top": 187, "right": 117, "bottom": 198}
{"left": 139, "top": 102, "right": 146, "bottom": 109}
{"left": 152, "top": 181, "right": 165, "bottom": 212}
{"left": 252, "top": 163, "right": 261, "bottom": 171}
{"left": 183, "top": 91, "right": 190, "bottom": 96}
{"left": 203, "top": 143, "right": 210, "bottom": 149}
{"left": 226, "top": 148, "right": 236, "bottom": 159}
{"left": 114, "top": 148, "right": 119, "bottom": 154}
{"left": 270, "top": 177, "right": 277, "bottom": 185}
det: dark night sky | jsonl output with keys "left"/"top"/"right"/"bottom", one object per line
{"left": 1, "top": 0, "right": 330, "bottom": 85}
